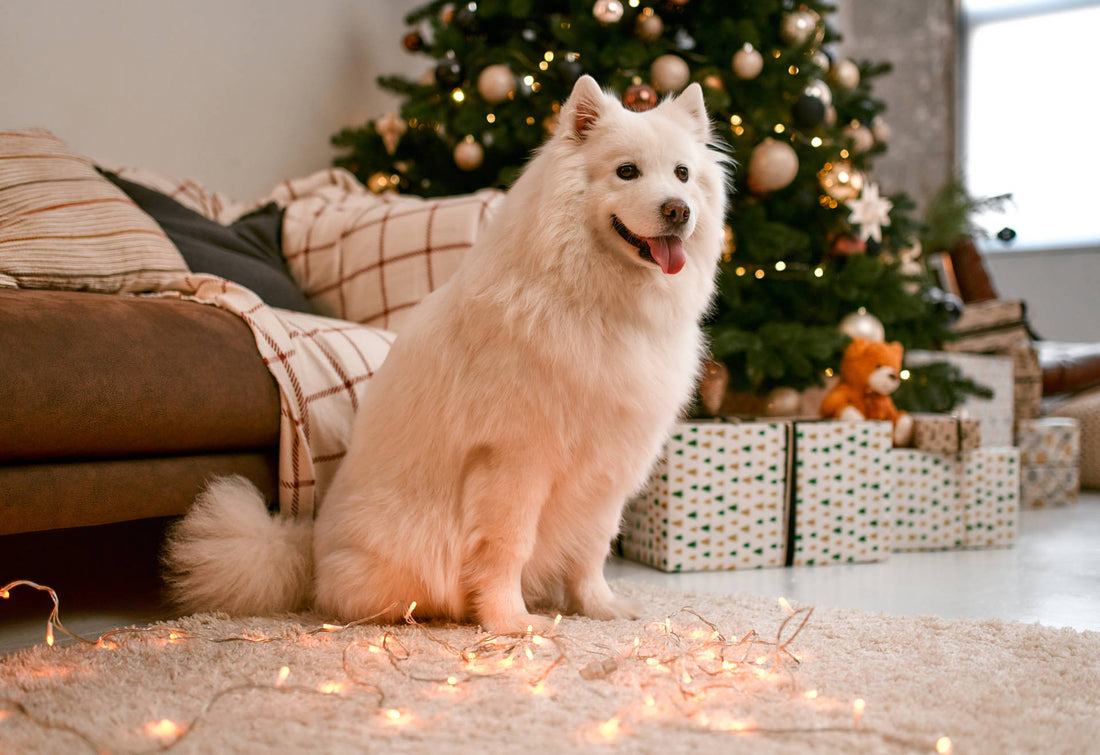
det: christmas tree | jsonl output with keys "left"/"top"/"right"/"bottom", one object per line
{"left": 332, "top": 0, "right": 959, "bottom": 402}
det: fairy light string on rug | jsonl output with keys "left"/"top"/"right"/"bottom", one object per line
{"left": 1, "top": 579, "right": 952, "bottom": 753}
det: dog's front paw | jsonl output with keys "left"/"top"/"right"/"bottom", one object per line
{"left": 578, "top": 595, "right": 642, "bottom": 622}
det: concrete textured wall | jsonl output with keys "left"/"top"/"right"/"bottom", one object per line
{"left": 836, "top": 0, "right": 958, "bottom": 213}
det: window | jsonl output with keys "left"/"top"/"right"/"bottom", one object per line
{"left": 960, "top": 0, "right": 1100, "bottom": 250}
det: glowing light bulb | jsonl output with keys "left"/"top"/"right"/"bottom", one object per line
{"left": 754, "top": 269, "right": 765, "bottom": 279}
{"left": 811, "top": 136, "right": 823, "bottom": 147}
{"left": 853, "top": 698, "right": 866, "bottom": 725}
{"left": 146, "top": 719, "right": 183, "bottom": 739}
{"left": 598, "top": 717, "right": 620, "bottom": 739}
{"left": 46, "top": 624, "right": 54, "bottom": 647}
{"left": 446, "top": 676, "right": 459, "bottom": 686}
{"left": 452, "top": 89, "right": 465, "bottom": 103}
{"left": 804, "top": 689, "right": 819, "bottom": 699}
{"left": 900, "top": 369, "right": 911, "bottom": 380}
{"left": 0, "top": 589, "right": 9, "bottom": 599}
{"left": 936, "top": 736, "right": 953, "bottom": 754}
{"left": 775, "top": 261, "right": 787, "bottom": 272}
{"left": 276, "top": 666, "right": 290, "bottom": 686}
{"left": 814, "top": 267, "right": 824, "bottom": 277}
{"left": 384, "top": 709, "right": 402, "bottom": 721}
{"left": 774, "top": 123, "right": 786, "bottom": 134}
{"left": 778, "top": 596, "right": 793, "bottom": 612}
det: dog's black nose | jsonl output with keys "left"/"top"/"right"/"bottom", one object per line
{"left": 662, "top": 198, "right": 690, "bottom": 226}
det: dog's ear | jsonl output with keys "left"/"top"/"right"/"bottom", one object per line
{"left": 560, "top": 75, "right": 606, "bottom": 142}
{"left": 665, "top": 82, "right": 711, "bottom": 142}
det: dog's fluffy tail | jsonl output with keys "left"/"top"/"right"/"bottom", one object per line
{"left": 163, "top": 476, "right": 313, "bottom": 615}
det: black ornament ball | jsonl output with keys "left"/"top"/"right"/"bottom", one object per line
{"left": 559, "top": 57, "right": 583, "bottom": 84}
{"left": 997, "top": 227, "right": 1017, "bottom": 242}
{"left": 792, "top": 93, "right": 826, "bottom": 128}
{"left": 435, "top": 59, "right": 464, "bottom": 89}
{"left": 453, "top": 5, "right": 478, "bottom": 33}
{"left": 942, "top": 292, "right": 963, "bottom": 325}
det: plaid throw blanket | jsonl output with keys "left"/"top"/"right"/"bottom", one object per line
{"left": 112, "top": 167, "right": 501, "bottom": 518}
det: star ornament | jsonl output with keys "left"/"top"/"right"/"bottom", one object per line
{"left": 847, "top": 182, "right": 893, "bottom": 243}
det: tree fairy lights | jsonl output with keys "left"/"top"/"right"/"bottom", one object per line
{"left": 1, "top": 579, "right": 952, "bottom": 752}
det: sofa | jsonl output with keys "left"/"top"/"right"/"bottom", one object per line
{"left": 0, "top": 288, "right": 281, "bottom": 537}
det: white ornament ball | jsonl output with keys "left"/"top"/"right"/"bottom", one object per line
{"left": 746, "top": 138, "right": 799, "bottom": 194}
{"left": 732, "top": 44, "right": 764, "bottom": 80}
{"left": 454, "top": 136, "right": 484, "bottom": 171}
{"left": 477, "top": 64, "right": 516, "bottom": 104}
{"left": 844, "top": 122, "right": 875, "bottom": 153}
{"left": 839, "top": 308, "right": 885, "bottom": 342}
{"left": 765, "top": 387, "right": 803, "bottom": 417}
{"left": 592, "top": 0, "right": 624, "bottom": 24}
{"left": 831, "top": 58, "right": 861, "bottom": 90}
{"left": 780, "top": 9, "right": 821, "bottom": 46}
{"left": 651, "top": 54, "right": 690, "bottom": 93}
{"left": 871, "top": 116, "right": 892, "bottom": 143}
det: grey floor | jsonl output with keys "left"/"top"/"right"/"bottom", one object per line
{"left": 2, "top": 494, "right": 1098, "bottom": 656}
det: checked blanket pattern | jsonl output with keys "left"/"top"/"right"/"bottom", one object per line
{"left": 152, "top": 273, "right": 394, "bottom": 519}
{"left": 111, "top": 167, "right": 503, "bottom": 518}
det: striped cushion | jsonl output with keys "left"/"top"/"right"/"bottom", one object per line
{"left": 0, "top": 128, "right": 188, "bottom": 292}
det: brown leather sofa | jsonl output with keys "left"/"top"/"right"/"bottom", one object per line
{"left": 0, "top": 288, "right": 281, "bottom": 537}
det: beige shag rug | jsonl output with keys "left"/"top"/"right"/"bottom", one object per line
{"left": 2, "top": 581, "right": 1098, "bottom": 754}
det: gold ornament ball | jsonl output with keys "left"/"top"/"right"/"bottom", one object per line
{"left": 746, "top": 138, "right": 799, "bottom": 194}
{"left": 697, "top": 358, "right": 729, "bottom": 417}
{"left": 839, "top": 308, "right": 886, "bottom": 342}
{"left": 635, "top": 9, "right": 663, "bottom": 41}
{"left": 454, "top": 136, "right": 484, "bottom": 171}
{"left": 651, "top": 54, "right": 690, "bottom": 93}
{"left": 843, "top": 122, "right": 875, "bottom": 153}
{"left": 764, "top": 387, "right": 802, "bottom": 417}
{"left": 477, "top": 64, "right": 516, "bottom": 104}
{"left": 702, "top": 74, "right": 724, "bottom": 91}
{"left": 732, "top": 44, "right": 763, "bottom": 80}
{"left": 831, "top": 58, "right": 861, "bottom": 90}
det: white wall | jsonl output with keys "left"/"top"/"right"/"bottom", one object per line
{"left": 0, "top": 0, "right": 423, "bottom": 199}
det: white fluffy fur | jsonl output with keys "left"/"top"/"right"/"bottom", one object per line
{"left": 164, "top": 476, "right": 313, "bottom": 614}
{"left": 165, "top": 77, "right": 729, "bottom": 630}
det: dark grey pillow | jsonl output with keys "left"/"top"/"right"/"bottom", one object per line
{"left": 100, "top": 170, "right": 314, "bottom": 313}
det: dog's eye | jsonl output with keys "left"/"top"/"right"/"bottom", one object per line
{"left": 675, "top": 165, "right": 690, "bottom": 182}
{"left": 616, "top": 163, "right": 639, "bottom": 180}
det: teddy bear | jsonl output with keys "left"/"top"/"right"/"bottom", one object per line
{"left": 819, "top": 337, "right": 914, "bottom": 446}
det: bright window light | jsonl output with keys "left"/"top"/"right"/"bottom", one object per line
{"left": 962, "top": 2, "right": 1100, "bottom": 249}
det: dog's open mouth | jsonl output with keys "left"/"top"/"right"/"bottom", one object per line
{"left": 611, "top": 215, "right": 685, "bottom": 275}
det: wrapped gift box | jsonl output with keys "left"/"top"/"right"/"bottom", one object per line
{"left": 889, "top": 449, "right": 964, "bottom": 551}
{"left": 1010, "top": 346, "right": 1042, "bottom": 421}
{"left": 1016, "top": 417, "right": 1080, "bottom": 508}
{"left": 961, "top": 447, "right": 1020, "bottom": 548}
{"left": 911, "top": 413, "right": 981, "bottom": 453}
{"left": 620, "top": 420, "right": 789, "bottom": 572}
{"left": 890, "top": 447, "right": 1019, "bottom": 550}
{"left": 906, "top": 350, "right": 1015, "bottom": 447}
{"left": 788, "top": 420, "right": 893, "bottom": 566}
{"left": 1016, "top": 417, "right": 1080, "bottom": 466}
{"left": 944, "top": 299, "right": 1030, "bottom": 353}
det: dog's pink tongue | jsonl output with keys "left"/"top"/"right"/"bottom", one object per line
{"left": 647, "top": 236, "right": 685, "bottom": 275}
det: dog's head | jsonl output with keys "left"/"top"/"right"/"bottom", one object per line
{"left": 554, "top": 75, "right": 728, "bottom": 276}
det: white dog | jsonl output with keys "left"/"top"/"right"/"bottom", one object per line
{"left": 165, "top": 76, "right": 729, "bottom": 633}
